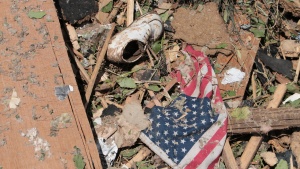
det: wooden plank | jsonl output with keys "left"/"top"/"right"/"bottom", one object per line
{"left": 228, "top": 109, "right": 300, "bottom": 134}
{"left": 240, "top": 136, "right": 263, "bottom": 169}
{"left": 222, "top": 138, "right": 239, "bottom": 169}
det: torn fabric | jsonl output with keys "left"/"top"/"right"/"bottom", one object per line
{"left": 140, "top": 45, "right": 228, "bottom": 169}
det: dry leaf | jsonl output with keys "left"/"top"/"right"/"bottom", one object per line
{"left": 95, "top": 0, "right": 111, "bottom": 23}
{"left": 155, "top": 3, "right": 172, "bottom": 14}
{"left": 166, "top": 43, "right": 180, "bottom": 62}
{"left": 280, "top": 40, "right": 300, "bottom": 58}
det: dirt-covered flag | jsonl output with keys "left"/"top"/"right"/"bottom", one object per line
{"left": 140, "top": 45, "right": 228, "bottom": 168}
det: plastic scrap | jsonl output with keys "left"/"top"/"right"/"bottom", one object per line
{"left": 55, "top": 85, "right": 74, "bottom": 100}
{"left": 221, "top": 68, "right": 245, "bottom": 85}
{"left": 97, "top": 137, "right": 118, "bottom": 166}
{"left": 283, "top": 93, "right": 300, "bottom": 104}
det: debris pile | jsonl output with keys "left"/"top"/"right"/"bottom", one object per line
{"left": 57, "top": 0, "right": 300, "bottom": 168}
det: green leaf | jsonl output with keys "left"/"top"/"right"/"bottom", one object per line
{"left": 152, "top": 40, "right": 162, "bottom": 54}
{"left": 268, "top": 86, "right": 276, "bottom": 93}
{"left": 231, "top": 107, "right": 251, "bottom": 120}
{"left": 287, "top": 83, "right": 299, "bottom": 93}
{"left": 120, "top": 146, "right": 142, "bottom": 158}
{"left": 73, "top": 147, "right": 86, "bottom": 169}
{"left": 290, "top": 99, "right": 300, "bottom": 108}
{"left": 28, "top": 10, "right": 46, "bottom": 19}
{"left": 250, "top": 27, "right": 265, "bottom": 37}
{"left": 147, "top": 85, "right": 161, "bottom": 92}
{"left": 216, "top": 43, "right": 228, "bottom": 49}
{"left": 101, "top": 1, "right": 113, "bottom": 13}
{"left": 117, "top": 78, "right": 136, "bottom": 88}
{"left": 275, "top": 159, "right": 288, "bottom": 169}
{"left": 160, "top": 12, "right": 170, "bottom": 22}
{"left": 227, "top": 90, "right": 236, "bottom": 97}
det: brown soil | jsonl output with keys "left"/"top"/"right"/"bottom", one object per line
{"left": 171, "top": 2, "right": 234, "bottom": 56}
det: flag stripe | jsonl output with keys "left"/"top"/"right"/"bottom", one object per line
{"left": 183, "top": 115, "right": 227, "bottom": 168}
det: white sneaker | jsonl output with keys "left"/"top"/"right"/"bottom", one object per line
{"left": 107, "top": 13, "right": 163, "bottom": 63}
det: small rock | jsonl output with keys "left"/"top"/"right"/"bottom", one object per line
{"left": 261, "top": 151, "right": 278, "bottom": 167}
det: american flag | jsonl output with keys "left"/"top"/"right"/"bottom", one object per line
{"left": 140, "top": 45, "right": 228, "bottom": 168}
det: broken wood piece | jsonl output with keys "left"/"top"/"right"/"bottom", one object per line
{"left": 294, "top": 57, "right": 300, "bottom": 82}
{"left": 126, "top": 0, "right": 134, "bottom": 26}
{"left": 85, "top": 24, "right": 116, "bottom": 108}
{"left": 66, "top": 44, "right": 90, "bottom": 83}
{"left": 228, "top": 107, "right": 300, "bottom": 134}
{"left": 266, "top": 84, "right": 287, "bottom": 109}
{"left": 144, "top": 83, "right": 162, "bottom": 106}
{"left": 251, "top": 73, "right": 257, "bottom": 100}
{"left": 124, "top": 146, "right": 152, "bottom": 168}
{"left": 222, "top": 138, "right": 239, "bottom": 169}
{"left": 240, "top": 136, "right": 263, "bottom": 169}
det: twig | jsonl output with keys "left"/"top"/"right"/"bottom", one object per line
{"left": 251, "top": 73, "right": 257, "bottom": 100}
{"left": 126, "top": 0, "right": 134, "bottom": 26}
{"left": 136, "top": 0, "right": 143, "bottom": 15}
{"left": 73, "top": 48, "right": 84, "bottom": 60}
{"left": 100, "top": 97, "right": 108, "bottom": 108}
{"left": 85, "top": 24, "right": 116, "bottom": 108}
{"left": 134, "top": 80, "right": 161, "bottom": 84}
{"left": 146, "top": 78, "right": 177, "bottom": 108}
{"left": 148, "top": 46, "right": 159, "bottom": 60}
{"left": 145, "top": 83, "right": 162, "bottom": 106}
{"left": 146, "top": 48, "right": 155, "bottom": 67}
{"left": 66, "top": 44, "right": 90, "bottom": 83}
{"left": 104, "top": 1, "right": 124, "bottom": 24}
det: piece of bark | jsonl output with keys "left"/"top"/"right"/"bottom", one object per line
{"left": 266, "top": 84, "right": 287, "bottom": 109}
{"left": 222, "top": 138, "right": 239, "bottom": 169}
